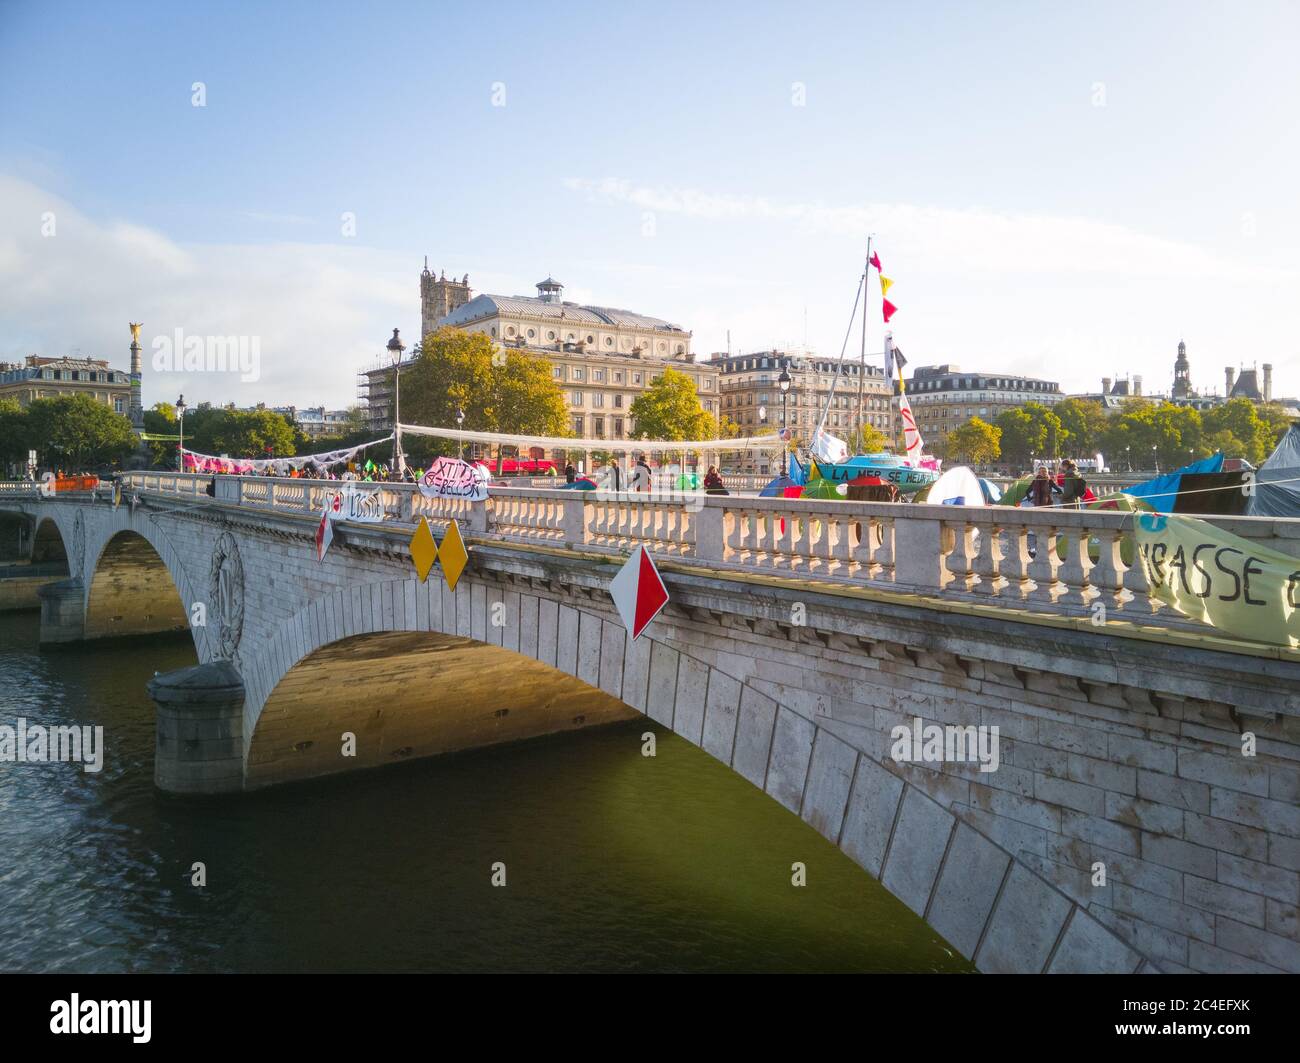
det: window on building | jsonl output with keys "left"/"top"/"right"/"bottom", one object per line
{"left": 613, "top": 417, "right": 624, "bottom": 437}
{"left": 571, "top": 415, "right": 584, "bottom": 435}
{"left": 703, "top": 378, "right": 713, "bottom": 390}
{"left": 592, "top": 393, "right": 604, "bottom": 407}
{"left": 613, "top": 371, "right": 623, "bottom": 383}
{"left": 614, "top": 394, "right": 624, "bottom": 408}
{"left": 593, "top": 416, "right": 605, "bottom": 436}
{"left": 572, "top": 368, "right": 584, "bottom": 381}
{"left": 571, "top": 391, "right": 583, "bottom": 405}
{"left": 553, "top": 366, "right": 563, "bottom": 379}
{"left": 592, "top": 369, "right": 604, "bottom": 382}
{"left": 633, "top": 372, "right": 642, "bottom": 385}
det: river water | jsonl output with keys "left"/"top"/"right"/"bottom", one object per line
{"left": 0, "top": 611, "right": 970, "bottom": 973}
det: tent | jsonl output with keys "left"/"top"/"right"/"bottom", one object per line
{"left": 1124, "top": 453, "right": 1224, "bottom": 513}
{"left": 997, "top": 476, "right": 1033, "bottom": 508}
{"left": 759, "top": 475, "right": 798, "bottom": 497}
{"left": 920, "top": 466, "right": 985, "bottom": 506}
{"left": 978, "top": 478, "right": 1003, "bottom": 504}
{"left": 1248, "top": 424, "right": 1300, "bottom": 517}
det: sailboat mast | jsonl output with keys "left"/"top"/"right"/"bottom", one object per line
{"left": 856, "top": 235, "right": 871, "bottom": 448}
{"left": 814, "top": 269, "right": 865, "bottom": 436}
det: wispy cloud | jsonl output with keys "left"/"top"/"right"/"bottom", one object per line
{"left": 563, "top": 177, "right": 1293, "bottom": 285}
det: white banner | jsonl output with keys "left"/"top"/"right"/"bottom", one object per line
{"left": 326, "top": 486, "right": 386, "bottom": 523}
{"left": 418, "top": 456, "right": 490, "bottom": 502}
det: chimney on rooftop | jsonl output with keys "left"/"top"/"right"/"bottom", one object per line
{"left": 1133, "top": 375, "right": 1143, "bottom": 396}
{"left": 1225, "top": 366, "right": 1236, "bottom": 396}
{"left": 1101, "top": 377, "right": 1112, "bottom": 395}
{"left": 1263, "top": 363, "right": 1273, "bottom": 402}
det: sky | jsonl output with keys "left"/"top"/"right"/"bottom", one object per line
{"left": 2, "top": 0, "right": 1298, "bottom": 411}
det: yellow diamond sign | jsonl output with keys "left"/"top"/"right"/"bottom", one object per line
{"left": 409, "top": 517, "right": 438, "bottom": 583}
{"left": 438, "top": 519, "right": 469, "bottom": 591}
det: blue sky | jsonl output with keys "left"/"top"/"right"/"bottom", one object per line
{"left": 2, "top": 0, "right": 1298, "bottom": 409}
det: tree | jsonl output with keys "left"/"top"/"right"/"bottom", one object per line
{"left": 1101, "top": 400, "right": 1202, "bottom": 470}
{"left": 847, "top": 424, "right": 889, "bottom": 454}
{"left": 402, "top": 328, "right": 569, "bottom": 459}
{"left": 947, "top": 417, "right": 1001, "bottom": 465}
{"left": 1053, "top": 398, "right": 1108, "bottom": 458}
{"left": 628, "top": 366, "right": 717, "bottom": 441}
{"left": 142, "top": 402, "right": 179, "bottom": 466}
{"left": 187, "top": 408, "right": 297, "bottom": 458}
{"left": 26, "top": 394, "right": 138, "bottom": 470}
{"left": 0, "top": 398, "right": 28, "bottom": 471}
{"left": 995, "top": 402, "right": 1064, "bottom": 467}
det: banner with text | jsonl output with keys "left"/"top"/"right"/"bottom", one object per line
{"left": 1135, "top": 512, "right": 1300, "bottom": 647}
{"left": 418, "top": 457, "right": 489, "bottom": 502}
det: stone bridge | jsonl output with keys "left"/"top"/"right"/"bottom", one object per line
{"left": 2, "top": 473, "right": 1299, "bottom": 976}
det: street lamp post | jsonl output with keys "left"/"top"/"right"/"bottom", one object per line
{"left": 455, "top": 406, "right": 465, "bottom": 460}
{"left": 1152, "top": 444, "right": 1159, "bottom": 474}
{"left": 176, "top": 394, "right": 187, "bottom": 471}
{"left": 778, "top": 364, "right": 792, "bottom": 478}
{"left": 387, "top": 328, "right": 406, "bottom": 479}
{"left": 1125, "top": 445, "right": 1131, "bottom": 473}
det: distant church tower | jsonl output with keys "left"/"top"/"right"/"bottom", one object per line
{"left": 420, "top": 259, "right": 472, "bottom": 342}
{"left": 1172, "top": 339, "right": 1192, "bottom": 399}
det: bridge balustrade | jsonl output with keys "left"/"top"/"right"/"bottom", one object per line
{"left": 39, "top": 472, "right": 1293, "bottom": 637}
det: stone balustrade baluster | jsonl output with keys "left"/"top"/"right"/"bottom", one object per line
{"left": 1000, "top": 523, "right": 1033, "bottom": 600}
{"left": 944, "top": 519, "right": 978, "bottom": 592}
{"left": 1089, "top": 526, "right": 1125, "bottom": 613}
{"left": 1056, "top": 524, "right": 1096, "bottom": 608}
{"left": 1026, "top": 523, "right": 1061, "bottom": 604}
{"left": 1121, "top": 528, "right": 1165, "bottom": 616}
{"left": 972, "top": 519, "right": 1006, "bottom": 596}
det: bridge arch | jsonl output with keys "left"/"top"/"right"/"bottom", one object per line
{"left": 242, "top": 573, "right": 1147, "bottom": 973}
{"left": 82, "top": 520, "right": 202, "bottom": 651}
{"left": 31, "top": 515, "right": 68, "bottom": 564}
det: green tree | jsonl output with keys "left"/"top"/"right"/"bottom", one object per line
{"left": 947, "top": 417, "right": 1002, "bottom": 465}
{"left": 847, "top": 423, "right": 889, "bottom": 454}
{"left": 1053, "top": 398, "right": 1108, "bottom": 458}
{"left": 0, "top": 398, "right": 29, "bottom": 471}
{"left": 1102, "top": 400, "right": 1201, "bottom": 470}
{"left": 402, "top": 328, "right": 569, "bottom": 459}
{"left": 26, "top": 394, "right": 138, "bottom": 470}
{"left": 628, "top": 366, "right": 717, "bottom": 442}
{"left": 995, "top": 403, "right": 1064, "bottom": 466}
{"left": 142, "top": 401, "right": 179, "bottom": 466}
{"left": 188, "top": 408, "right": 297, "bottom": 458}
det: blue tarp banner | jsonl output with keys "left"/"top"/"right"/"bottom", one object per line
{"left": 1124, "top": 453, "right": 1224, "bottom": 513}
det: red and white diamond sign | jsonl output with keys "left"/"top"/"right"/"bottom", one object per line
{"left": 609, "top": 545, "right": 669, "bottom": 641}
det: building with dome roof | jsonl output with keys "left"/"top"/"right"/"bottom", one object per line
{"left": 361, "top": 263, "right": 720, "bottom": 443}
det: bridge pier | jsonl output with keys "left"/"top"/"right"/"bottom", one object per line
{"left": 148, "top": 661, "right": 246, "bottom": 795}
{"left": 37, "top": 577, "right": 86, "bottom": 645}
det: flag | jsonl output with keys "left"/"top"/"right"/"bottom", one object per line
{"left": 112, "top": 480, "right": 122, "bottom": 511}
{"left": 898, "top": 390, "right": 924, "bottom": 462}
{"left": 315, "top": 505, "right": 334, "bottom": 561}
{"left": 879, "top": 275, "right": 893, "bottom": 297}
{"left": 893, "top": 344, "right": 908, "bottom": 374}
{"left": 870, "top": 252, "right": 882, "bottom": 271}
{"left": 882, "top": 298, "right": 898, "bottom": 323}
{"left": 883, "top": 332, "right": 894, "bottom": 381}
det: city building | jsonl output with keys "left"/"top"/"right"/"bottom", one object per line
{"left": 277, "top": 406, "right": 353, "bottom": 440}
{"left": 0, "top": 354, "right": 134, "bottom": 416}
{"left": 1075, "top": 342, "right": 1295, "bottom": 416}
{"left": 905, "top": 364, "right": 1064, "bottom": 455}
{"left": 361, "top": 266, "right": 721, "bottom": 447}
{"left": 710, "top": 349, "right": 894, "bottom": 436}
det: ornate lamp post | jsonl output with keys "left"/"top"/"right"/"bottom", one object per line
{"left": 455, "top": 406, "right": 465, "bottom": 460}
{"left": 176, "top": 394, "right": 187, "bottom": 471}
{"left": 778, "top": 364, "right": 792, "bottom": 478}
{"left": 386, "top": 328, "right": 406, "bottom": 478}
